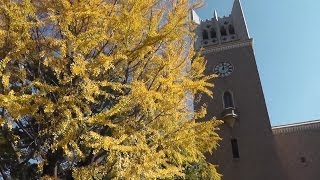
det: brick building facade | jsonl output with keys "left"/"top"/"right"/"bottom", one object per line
{"left": 194, "top": 1, "right": 320, "bottom": 179}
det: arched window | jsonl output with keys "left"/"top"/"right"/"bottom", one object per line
{"left": 220, "top": 26, "right": 227, "bottom": 36}
{"left": 223, "top": 91, "right": 234, "bottom": 108}
{"left": 202, "top": 30, "right": 209, "bottom": 40}
{"left": 228, "top": 24, "right": 235, "bottom": 35}
{"left": 210, "top": 28, "right": 216, "bottom": 38}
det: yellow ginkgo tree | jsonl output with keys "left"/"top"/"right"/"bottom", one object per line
{"left": 0, "top": 0, "right": 221, "bottom": 179}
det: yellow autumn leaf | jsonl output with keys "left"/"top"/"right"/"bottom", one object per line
{"left": 0, "top": 0, "right": 220, "bottom": 179}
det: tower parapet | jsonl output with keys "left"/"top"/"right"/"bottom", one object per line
{"left": 196, "top": 0, "right": 250, "bottom": 47}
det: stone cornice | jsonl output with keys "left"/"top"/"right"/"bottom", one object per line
{"left": 272, "top": 120, "right": 320, "bottom": 134}
{"left": 200, "top": 39, "right": 253, "bottom": 54}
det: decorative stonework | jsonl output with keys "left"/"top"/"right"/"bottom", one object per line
{"left": 201, "top": 39, "right": 253, "bottom": 54}
{"left": 272, "top": 120, "right": 320, "bottom": 134}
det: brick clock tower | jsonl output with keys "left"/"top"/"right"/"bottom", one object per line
{"left": 195, "top": 0, "right": 286, "bottom": 179}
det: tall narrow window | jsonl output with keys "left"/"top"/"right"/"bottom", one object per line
{"left": 210, "top": 28, "right": 216, "bottom": 38}
{"left": 231, "top": 138, "right": 240, "bottom": 158}
{"left": 223, "top": 91, "right": 234, "bottom": 108}
{"left": 228, "top": 24, "right": 235, "bottom": 35}
{"left": 220, "top": 26, "right": 227, "bottom": 36}
{"left": 202, "top": 30, "right": 209, "bottom": 40}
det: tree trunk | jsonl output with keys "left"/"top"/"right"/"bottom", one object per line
{"left": 42, "top": 148, "right": 63, "bottom": 178}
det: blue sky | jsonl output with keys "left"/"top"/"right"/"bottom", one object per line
{"left": 196, "top": 0, "right": 320, "bottom": 126}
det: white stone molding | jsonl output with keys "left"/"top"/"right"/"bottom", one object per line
{"left": 272, "top": 120, "right": 320, "bottom": 134}
{"left": 201, "top": 39, "right": 253, "bottom": 54}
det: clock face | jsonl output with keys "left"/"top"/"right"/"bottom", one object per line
{"left": 213, "top": 62, "right": 234, "bottom": 77}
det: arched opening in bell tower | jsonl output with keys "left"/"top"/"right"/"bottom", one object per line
{"left": 220, "top": 26, "right": 227, "bottom": 36}
{"left": 202, "top": 30, "right": 209, "bottom": 40}
{"left": 210, "top": 28, "right": 217, "bottom": 38}
{"left": 228, "top": 24, "right": 235, "bottom": 35}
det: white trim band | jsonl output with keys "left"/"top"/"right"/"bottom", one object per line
{"left": 201, "top": 39, "right": 253, "bottom": 54}
{"left": 272, "top": 120, "right": 320, "bottom": 134}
